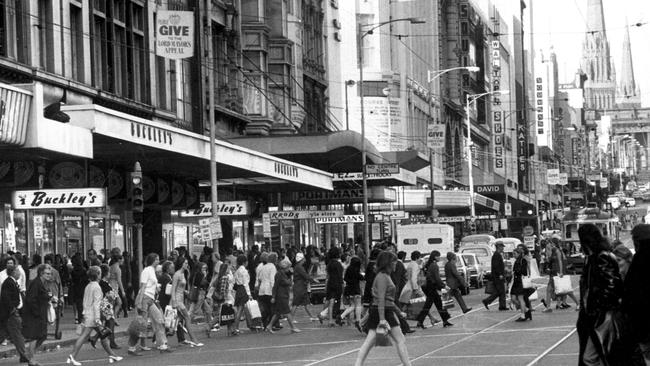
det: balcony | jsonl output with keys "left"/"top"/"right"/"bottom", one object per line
{"left": 216, "top": 85, "right": 244, "bottom": 115}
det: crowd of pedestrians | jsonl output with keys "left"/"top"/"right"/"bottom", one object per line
{"left": 1, "top": 221, "right": 650, "bottom": 365}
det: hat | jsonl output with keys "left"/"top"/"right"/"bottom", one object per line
{"left": 495, "top": 241, "right": 505, "bottom": 247}
{"left": 295, "top": 252, "right": 305, "bottom": 262}
{"left": 279, "top": 258, "right": 292, "bottom": 270}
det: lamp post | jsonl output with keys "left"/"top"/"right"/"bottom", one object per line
{"left": 426, "top": 66, "right": 480, "bottom": 221}
{"left": 358, "top": 17, "right": 425, "bottom": 256}
{"left": 344, "top": 80, "right": 355, "bottom": 130}
{"left": 466, "top": 90, "right": 509, "bottom": 218}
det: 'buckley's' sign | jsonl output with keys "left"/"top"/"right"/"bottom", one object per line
{"left": 12, "top": 188, "right": 107, "bottom": 209}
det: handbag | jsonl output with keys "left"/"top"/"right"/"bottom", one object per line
{"left": 95, "top": 324, "right": 112, "bottom": 339}
{"left": 164, "top": 283, "right": 172, "bottom": 296}
{"left": 553, "top": 275, "right": 572, "bottom": 295}
{"left": 75, "top": 323, "right": 84, "bottom": 336}
{"left": 163, "top": 305, "right": 178, "bottom": 330}
{"left": 485, "top": 280, "right": 496, "bottom": 295}
{"left": 593, "top": 310, "right": 623, "bottom": 357}
{"left": 522, "top": 276, "right": 534, "bottom": 289}
{"left": 234, "top": 283, "right": 248, "bottom": 304}
{"left": 47, "top": 303, "right": 56, "bottom": 324}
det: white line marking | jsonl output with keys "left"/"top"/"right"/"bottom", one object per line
{"left": 422, "top": 354, "right": 538, "bottom": 359}
{"left": 303, "top": 348, "right": 360, "bottom": 366}
{"left": 525, "top": 328, "right": 578, "bottom": 366}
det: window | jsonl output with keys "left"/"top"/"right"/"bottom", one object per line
{"left": 403, "top": 239, "right": 418, "bottom": 245}
{"left": 70, "top": 4, "right": 84, "bottom": 82}
{"left": 427, "top": 238, "right": 443, "bottom": 244}
{"left": 38, "top": 0, "right": 54, "bottom": 72}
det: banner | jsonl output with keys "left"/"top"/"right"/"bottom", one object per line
{"left": 155, "top": 11, "right": 194, "bottom": 59}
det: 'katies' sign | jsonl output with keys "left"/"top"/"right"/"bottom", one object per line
{"left": 156, "top": 11, "right": 194, "bottom": 59}
{"left": 12, "top": 188, "right": 106, "bottom": 209}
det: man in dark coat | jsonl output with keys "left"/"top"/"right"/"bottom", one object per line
{"left": 391, "top": 251, "right": 408, "bottom": 307}
{"left": 622, "top": 224, "right": 650, "bottom": 364}
{"left": 482, "top": 242, "right": 508, "bottom": 310}
{"left": 0, "top": 264, "right": 40, "bottom": 366}
{"left": 445, "top": 252, "right": 472, "bottom": 313}
{"left": 23, "top": 264, "right": 53, "bottom": 358}
{"left": 416, "top": 251, "right": 452, "bottom": 328}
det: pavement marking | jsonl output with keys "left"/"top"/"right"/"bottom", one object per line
{"left": 168, "top": 361, "right": 319, "bottom": 366}
{"left": 422, "top": 353, "right": 538, "bottom": 359}
{"left": 524, "top": 328, "right": 578, "bottom": 366}
{"left": 303, "top": 348, "right": 360, "bottom": 366}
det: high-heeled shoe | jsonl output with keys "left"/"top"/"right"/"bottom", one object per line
{"left": 415, "top": 322, "right": 429, "bottom": 329}
{"left": 108, "top": 356, "right": 123, "bottom": 363}
{"left": 525, "top": 310, "right": 532, "bottom": 320}
{"left": 354, "top": 321, "right": 363, "bottom": 333}
{"left": 66, "top": 355, "right": 81, "bottom": 366}
{"left": 443, "top": 322, "right": 454, "bottom": 328}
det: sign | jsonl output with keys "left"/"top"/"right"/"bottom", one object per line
{"left": 332, "top": 171, "right": 416, "bottom": 185}
{"left": 558, "top": 173, "right": 568, "bottom": 185}
{"left": 523, "top": 225, "right": 535, "bottom": 236}
{"left": 376, "top": 210, "right": 408, "bottom": 219}
{"left": 199, "top": 217, "right": 222, "bottom": 242}
{"left": 262, "top": 213, "right": 271, "bottom": 238}
{"left": 600, "top": 178, "right": 609, "bottom": 188}
{"left": 371, "top": 223, "right": 381, "bottom": 240}
{"left": 587, "top": 173, "right": 602, "bottom": 182}
{"left": 475, "top": 185, "right": 504, "bottom": 195}
{"left": 314, "top": 215, "right": 365, "bottom": 224}
{"left": 534, "top": 64, "right": 551, "bottom": 147}
{"left": 12, "top": 188, "right": 106, "bottom": 209}
{"left": 517, "top": 123, "right": 529, "bottom": 192}
{"left": 547, "top": 169, "right": 560, "bottom": 185}
{"left": 436, "top": 216, "right": 466, "bottom": 223}
{"left": 427, "top": 124, "right": 446, "bottom": 149}
{"left": 524, "top": 236, "right": 535, "bottom": 249}
{"left": 500, "top": 218, "right": 508, "bottom": 230}
{"left": 178, "top": 201, "right": 250, "bottom": 217}
{"left": 504, "top": 202, "right": 512, "bottom": 216}
{"left": 33, "top": 216, "right": 43, "bottom": 240}
{"left": 365, "top": 163, "right": 399, "bottom": 174}
{"left": 292, "top": 188, "right": 396, "bottom": 204}
{"left": 268, "top": 210, "right": 344, "bottom": 220}
{"left": 155, "top": 11, "right": 194, "bottom": 59}
{"left": 572, "top": 137, "right": 581, "bottom": 166}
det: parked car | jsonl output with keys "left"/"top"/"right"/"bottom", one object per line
{"left": 461, "top": 253, "right": 484, "bottom": 288}
{"left": 459, "top": 244, "right": 494, "bottom": 284}
{"left": 625, "top": 197, "right": 636, "bottom": 207}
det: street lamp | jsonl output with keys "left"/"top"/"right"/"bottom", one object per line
{"left": 466, "top": 90, "right": 509, "bottom": 218}
{"left": 426, "top": 66, "right": 480, "bottom": 221}
{"left": 344, "top": 80, "right": 355, "bottom": 130}
{"left": 358, "top": 16, "right": 425, "bottom": 256}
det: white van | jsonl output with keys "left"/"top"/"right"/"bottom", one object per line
{"left": 460, "top": 234, "right": 497, "bottom": 249}
{"left": 396, "top": 223, "right": 454, "bottom": 259}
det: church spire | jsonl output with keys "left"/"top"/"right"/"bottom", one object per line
{"left": 587, "top": 0, "right": 607, "bottom": 35}
{"left": 581, "top": 0, "right": 616, "bottom": 110}
{"left": 618, "top": 19, "right": 637, "bottom": 100}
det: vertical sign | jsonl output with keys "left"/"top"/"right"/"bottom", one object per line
{"left": 209, "top": 217, "right": 223, "bottom": 239}
{"left": 572, "top": 137, "right": 581, "bottom": 166}
{"left": 198, "top": 218, "right": 212, "bottom": 242}
{"left": 534, "top": 64, "right": 550, "bottom": 147}
{"left": 517, "top": 122, "right": 529, "bottom": 192}
{"left": 262, "top": 213, "right": 271, "bottom": 238}
{"left": 504, "top": 202, "right": 512, "bottom": 216}
{"left": 155, "top": 11, "right": 195, "bottom": 59}
{"left": 33, "top": 216, "right": 43, "bottom": 240}
{"left": 347, "top": 222, "right": 355, "bottom": 240}
{"left": 492, "top": 40, "right": 504, "bottom": 176}
{"left": 427, "top": 124, "right": 446, "bottom": 149}
{"left": 558, "top": 173, "right": 568, "bottom": 185}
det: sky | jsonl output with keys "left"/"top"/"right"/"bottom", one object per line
{"left": 533, "top": 0, "right": 650, "bottom": 106}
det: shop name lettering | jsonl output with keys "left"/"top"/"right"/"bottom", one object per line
{"left": 299, "top": 190, "right": 363, "bottom": 200}
{"left": 274, "top": 162, "right": 299, "bottom": 178}
{"left": 18, "top": 191, "right": 98, "bottom": 207}
{"left": 188, "top": 203, "right": 245, "bottom": 216}
{"left": 131, "top": 122, "right": 173, "bottom": 145}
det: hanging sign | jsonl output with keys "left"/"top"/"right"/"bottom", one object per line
{"left": 314, "top": 215, "right": 365, "bottom": 224}
{"left": 33, "top": 216, "right": 43, "bottom": 240}
{"left": 547, "top": 169, "right": 560, "bottom": 185}
{"left": 178, "top": 201, "right": 250, "bottom": 217}
{"left": 427, "top": 124, "right": 446, "bottom": 149}
{"left": 155, "top": 11, "right": 195, "bottom": 59}
{"left": 12, "top": 188, "right": 107, "bottom": 209}
{"left": 558, "top": 173, "right": 568, "bottom": 185}
{"left": 262, "top": 213, "right": 271, "bottom": 238}
{"left": 504, "top": 202, "right": 512, "bottom": 217}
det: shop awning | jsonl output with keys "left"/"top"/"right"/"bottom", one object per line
{"left": 63, "top": 104, "right": 333, "bottom": 191}
{"left": 401, "top": 189, "right": 500, "bottom": 211}
{"left": 230, "top": 131, "right": 386, "bottom": 172}
{"left": 332, "top": 169, "right": 416, "bottom": 186}
{"left": 381, "top": 150, "right": 430, "bottom": 172}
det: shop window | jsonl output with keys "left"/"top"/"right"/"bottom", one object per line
{"left": 70, "top": 3, "right": 84, "bottom": 82}
{"left": 89, "top": 217, "right": 106, "bottom": 256}
{"left": 110, "top": 218, "right": 124, "bottom": 252}
{"left": 32, "top": 213, "right": 55, "bottom": 256}
{"left": 37, "top": 0, "right": 55, "bottom": 72}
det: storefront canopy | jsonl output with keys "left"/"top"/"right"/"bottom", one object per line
{"left": 63, "top": 105, "right": 333, "bottom": 192}
{"left": 230, "top": 131, "right": 387, "bottom": 172}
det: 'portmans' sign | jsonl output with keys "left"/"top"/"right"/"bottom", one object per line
{"left": 155, "top": 11, "right": 194, "bottom": 59}
{"left": 12, "top": 188, "right": 107, "bottom": 209}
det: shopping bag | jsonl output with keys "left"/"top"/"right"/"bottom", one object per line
{"left": 47, "top": 303, "right": 56, "bottom": 324}
{"left": 245, "top": 300, "right": 262, "bottom": 319}
{"left": 220, "top": 304, "right": 235, "bottom": 326}
{"left": 527, "top": 289, "right": 539, "bottom": 301}
{"left": 522, "top": 276, "right": 534, "bottom": 289}
{"left": 398, "top": 284, "right": 413, "bottom": 304}
{"left": 553, "top": 275, "right": 572, "bottom": 295}
{"left": 163, "top": 305, "right": 178, "bottom": 330}
{"left": 485, "top": 280, "right": 496, "bottom": 295}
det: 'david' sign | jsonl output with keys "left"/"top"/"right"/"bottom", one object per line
{"left": 12, "top": 188, "right": 107, "bottom": 209}
{"left": 156, "top": 11, "right": 194, "bottom": 59}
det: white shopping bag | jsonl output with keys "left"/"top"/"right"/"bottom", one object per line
{"left": 163, "top": 305, "right": 178, "bottom": 329}
{"left": 246, "top": 300, "right": 262, "bottom": 319}
{"left": 553, "top": 276, "right": 572, "bottom": 295}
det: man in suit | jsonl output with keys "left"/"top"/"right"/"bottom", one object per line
{"left": 0, "top": 264, "right": 39, "bottom": 366}
{"left": 445, "top": 252, "right": 472, "bottom": 313}
{"left": 482, "top": 241, "right": 508, "bottom": 310}
{"left": 416, "top": 251, "right": 452, "bottom": 328}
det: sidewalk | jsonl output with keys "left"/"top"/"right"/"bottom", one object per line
{"left": 0, "top": 306, "right": 137, "bottom": 359}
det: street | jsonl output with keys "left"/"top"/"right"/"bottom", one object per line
{"left": 0, "top": 277, "right": 581, "bottom": 366}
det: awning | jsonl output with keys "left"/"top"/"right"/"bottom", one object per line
{"left": 400, "top": 189, "right": 500, "bottom": 211}
{"left": 332, "top": 169, "right": 416, "bottom": 186}
{"left": 230, "top": 131, "right": 386, "bottom": 172}
{"left": 381, "top": 150, "right": 430, "bottom": 171}
{"left": 63, "top": 104, "right": 333, "bottom": 191}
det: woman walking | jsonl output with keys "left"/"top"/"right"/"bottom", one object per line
{"left": 91, "top": 264, "right": 120, "bottom": 349}
{"left": 320, "top": 247, "right": 344, "bottom": 327}
{"left": 108, "top": 250, "right": 127, "bottom": 318}
{"left": 339, "top": 256, "right": 364, "bottom": 332}
{"left": 511, "top": 248, "right": 531, "bottom": 322}
{"left": 416, "top": 251, "right": 451, "bottom": 329}
{"left": 67, "top": 266, "right": 122, "bottom": 365}
{"left": 171, "top": 257, "right": 202, "bottom": 346}
{"left": 70, "top": 254, "right": 88, "bottom": 324}
{"left": 354, "top": 251, "right": 411, "bottom": 366}
{"left": 138, "top": 253, "right": 171, "bottom": 353}
{"left": 266, "top": 259, "right": 300, "bottom": 333}
{"left": 188, "top": 262, "right": 211, "bottom": 327}
{"left": 207, "top": 263, "right": 229, "bottom": 334}
{"left": 576, "top": 224, "right": 623, "bottom": 366}
{"left": 291, "top": 252, "right": 316, "bottom": 321}
{"left": 23, "top": 264, "right": 55, "bottom": 359}
{"left": 232, "top": 255, "right": 252, "bottom": 335}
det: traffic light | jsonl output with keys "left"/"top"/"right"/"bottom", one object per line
{"left": 129, "top": 165, "right": 144, "bottom": 213}
{"left": 383, "top": 221, "right": 392, "bottom": 240}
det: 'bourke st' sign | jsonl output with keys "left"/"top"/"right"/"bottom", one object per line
{"left": 12, "top": 188, "right": 107, "bottom": 209}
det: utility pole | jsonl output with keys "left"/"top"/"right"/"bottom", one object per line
{"left": 206, "top": 0, "right": 219, "bottom": 253}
